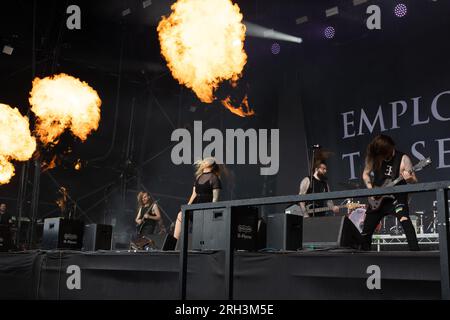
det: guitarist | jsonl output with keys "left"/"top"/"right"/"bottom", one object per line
{"left": 135, "top": 192, "right": 161, "bottom": 237}
{"left": 361, "top": 134, "right": 419, "bottom": 251}
{"left": 299, "top": 160, "right": 340, "bottom": 217}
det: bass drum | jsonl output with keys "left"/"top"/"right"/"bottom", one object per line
{"left": 348, "top": 208, "right": 382, "bottom": 234}
{"left": 348, "top": 208, "right": 366, "bottom": 233}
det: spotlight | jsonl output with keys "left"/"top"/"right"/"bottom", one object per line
{"left": 122, "top": 8, "right": 131, "bottom": 16}
{"left": 271, "top": 43, "right": 280, "bottom": 55}
{"left": 353, "top": 0, "right": 368, "bottom": 5}
{"left": 324, "top": 26, "right": 335, "bottom": 39}
{"left": 295, "top": 16, "right": 308, "bottom": 25}
{"left": 2, "top": 45, "right": 13, "bottom": 55}
{"left": 142, "top": 0, "right": 152, "bottom": 9}
{"left": 394, "top": 3, "right": 407, "bottom": 17}
{"left": 325, "top": 7, "right": 339, "bottom": 18}
{"left": 245, "top": 22, "right": 302, "bottom": 44}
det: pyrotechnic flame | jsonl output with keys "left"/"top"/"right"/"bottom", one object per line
{"left": 221, "top": 95, "right": 255, "bottom": 117}
{"left": 74, "top": 159, "right": 82, "bottom": 171}
{"left": 0, "top": 103, "right": 37, "bottom": 184}
{"left": 29, "top": 73, "right": 101, "bottom": 145}
{"left": 158, "top": 0, "right": 253, "bottom": 116}
{"left": 41, "top": 155, "right": 57, "bottom": 173}
{"left": 0, "top": 158, "right": 15, "bottom": 185}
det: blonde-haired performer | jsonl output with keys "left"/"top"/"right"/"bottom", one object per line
{"left": 135, "top": 191, "right": 161, "bottom": 237}
{"left": 173, "top": 157, "right": 222, "bottom": 240}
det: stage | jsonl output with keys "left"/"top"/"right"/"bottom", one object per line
{"left": 0, "top": 249, "right": 442, "bottom": 300}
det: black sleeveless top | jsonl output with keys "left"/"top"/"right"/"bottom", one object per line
{"left": 305, "top": 176, "right": 329, "bottom": 209}
{"left": 193, "top": 172, "right": 222, "bottom": 204}
{"left": 372, "top": 150, "right": 405, "bottom": 187}
{"left": 372, "top": 150, "right": 407, "bottom": 204}
{"left": 138, "top": 203, "right": 157, "bottom": 236}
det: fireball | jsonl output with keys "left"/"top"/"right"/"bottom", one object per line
{"left": 29, "top": 73, "right": 101, "bottom": 145}
{"left": 0, "top": 103, "right": 36, "bottom": 184}
{"left": 158, "top": 0, "right": 250, "bottom": 111}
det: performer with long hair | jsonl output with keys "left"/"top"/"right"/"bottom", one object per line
{"left": 361, "top": 134, "right": 419, "bottom": 251}
{"left": 135, "top": 191, "right": 161, "bottom": 237}
{"left": 173, "top": 157, "right": 222, "bottom": 240}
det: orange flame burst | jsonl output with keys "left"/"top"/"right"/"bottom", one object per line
{"left": 0, "top": 104, "right": 37, "bottom": 184}
{"left": 41, "top": 155, "right": 57, "bottom": 173}
{"left": 74, "top": 159, "right": 82, "bottom": 171}
{"left": 158, "top": 0, "right": 254, "bottom": 116}
{"left": 29, "top": 73, "right": 101, "bottom": 145}
{"left": 221, "top": 95, "right": 255, "bottom": 117}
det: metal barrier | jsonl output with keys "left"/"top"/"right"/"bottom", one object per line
{"left": 179, "top": 180, "right": 450, "bottom": 300}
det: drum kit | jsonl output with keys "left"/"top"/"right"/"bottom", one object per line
{"left": 347, "top": 199, "right": 444, "bottom": 235}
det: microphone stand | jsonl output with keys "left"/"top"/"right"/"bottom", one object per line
{"left": 309, "top": 146, "right": 317, "bottom": 217}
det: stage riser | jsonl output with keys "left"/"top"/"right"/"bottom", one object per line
{"left": 0, "top": 251, "right": 442, "bottom": 300}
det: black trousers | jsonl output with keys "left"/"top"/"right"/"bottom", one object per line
{"left": 361, "top": 199, "right": 420, "bottom": 251}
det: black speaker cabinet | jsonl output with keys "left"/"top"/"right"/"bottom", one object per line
{"left": 192, "top": 206, "right": 259, "bottom": 251}
{"left": 0, "top": 225, "right": 13, "bottom": 252}
{"left": 266, "top": 214, "right": 303, "bottom": 250}
{"left": 82, "top": 224, "right": 112, "bottom": 251}
{"left": 42, "top": 218, "right": 84, "bottom": 250}
{"left": 163, "top": 233, "right": 178, "bottom": 251}
{"left": 303, "top": 215, "right": 362, "bottom": 249}
{"left": 256, "top": 218, "right": 267, "bottom": 250}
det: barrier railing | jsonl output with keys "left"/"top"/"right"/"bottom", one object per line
{"left": 179, "top": 180, "right": 450, "bottom": 300}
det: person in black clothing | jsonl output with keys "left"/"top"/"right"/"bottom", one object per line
{"left": 299, "top": 157, "right": 340, "bottom": 217}
{"left": 0, "top": 203, "right": 11, "bottom": 225}
{"left": 361, "top": 134, "right": 419, "bottom": 251}
{"left": 135, "top": 192, "right": 162, "bottom": 238}
{"left": 173, "top": 157, "right": 222, "bottom": 240}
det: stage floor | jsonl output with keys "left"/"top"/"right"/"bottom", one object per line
{"left": 0, "top": 249, "right": 442, "bottom": 300}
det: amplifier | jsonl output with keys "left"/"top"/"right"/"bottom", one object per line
{"left": 0, "top": 225, "right": 13, "bottom": 252}
{"left": 42, "top": 218, "right": 84, "bottom": 250}
{"left": 266, "top": 213, "right": 303, "bottom": 250}
{"left": 82, "top": 224, "right": 112, "bottom": 251}
{"left": 192, "top": 206, "right": 259, "bottom": 251}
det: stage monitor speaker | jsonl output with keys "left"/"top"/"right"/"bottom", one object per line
{"left": 266, "top": 213, "right": 303, "bottom": 250}
{"left": 0, "top": 225, "right": 13, "bottom": 252}
{"left": 82, "top": 224, "right": 112, "bottom": 251}
{"left": 42, "top": 218, "right": 84, "bottom": 250}
{"left": 162, "top": 233, "right": 178, "bottom": 251}
{"left": 174, "top": 232, "right": 193, "bottom": 251}
{"left": 192, "top": 206, "right": 259, "bottom": 251}
{"left": 303, "top": 215, "right": 362, "bottom": 249}
{"left": 256, "top": 218, "right": 267, "bottom": 250}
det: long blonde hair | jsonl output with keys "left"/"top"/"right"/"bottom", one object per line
{"left": 137, "top": 191, "right": 153, "bottom": 207}
{"left": 194, "top": 157, "right": 220, "bottom": 179}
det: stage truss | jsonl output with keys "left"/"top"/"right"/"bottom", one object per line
{"left": 372, "top": 233, "right": 439, "bottom": 251}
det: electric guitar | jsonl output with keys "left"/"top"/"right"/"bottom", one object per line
{"left": 368, "top": 157, "right": 432, "bottom": 210}
{"left": 304, "top": 202, "right": 364, "bottom": 216}
{"left": 136, "top": 204, "right": 155, "bottom": 234}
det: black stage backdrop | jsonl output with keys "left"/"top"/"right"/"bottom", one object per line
{"left": 293, "top": 0, "right": 450, "bottom": 212}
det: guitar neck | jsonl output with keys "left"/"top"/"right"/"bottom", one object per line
{"left": 386, "top": 167, "right": 417, "bottom": 187}
{"left": 305, "top": 204, "right": 346, "bottom": 214}
{"left": 387, "top": 176, "right": 404, "bottom": 187}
